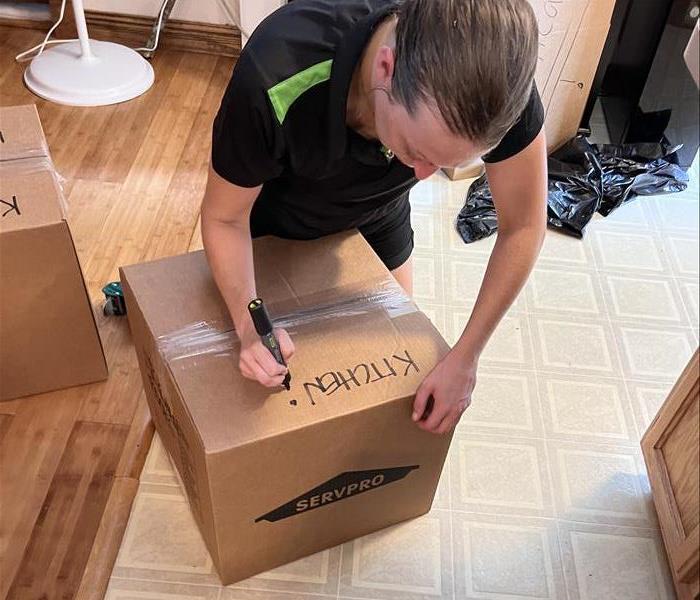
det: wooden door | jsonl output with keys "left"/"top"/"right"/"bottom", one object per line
{"left": 642, "top": 350, "right": 700, "bottom": 600}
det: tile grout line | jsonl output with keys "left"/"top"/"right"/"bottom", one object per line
{"left": 544, "top": 226, "right": 610, "bottom": 599}
{"left": 448, "top": 470, "right": 456, "bottom": 600}
{"left": 669, "top": 274, "right": 700, "bottom": 342}
{"left": 111, "top": 574, "right": 339, "bottom": 597}
{"left": 536, "top": 388, "right": 576, "bottom": 600}
{"left": 335, "top": 542, "right": 343, "bottom": 599}
{"left": 597, "top": 242, "right": 681, "bottom": 440}
{"left": 587, "top": 223, "right": 647, "bottom": 440}
{"left": 577, "top": 218, "right": 676, "bottom": 595}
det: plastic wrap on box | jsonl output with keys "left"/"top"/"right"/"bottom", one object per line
{"left": 157, "top": 278, "right": 417, "bottom": 363}
{"left": 0, "top": 105, "right": 50, "bottom": 162}
{"left": 0, "top": 157, "right": 68, "bottom": 216}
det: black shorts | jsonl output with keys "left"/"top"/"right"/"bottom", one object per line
{"left": 250, "top": 194, "right": 414, "bottom": 271}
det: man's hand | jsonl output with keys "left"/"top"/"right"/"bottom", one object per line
{"left": 202, "top": 165, "right": 289, "bottom": 388}
{"left": 409, "top": 130, "right": 547, "bottom": 434}
{"left": 412, "top": 349, "right": 477, "bottom": 434}
{"left": 238, "top": 318, "right": 295, "bottom": 388}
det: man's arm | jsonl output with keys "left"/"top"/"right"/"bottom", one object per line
{"left": 412, "top": 128, "right": 547, "bottom": 433}
{"left": 456, "top": 127, "right": 547, "bottom": 359}
{"left": 201, "top": 165, "right": 294, "bottom": 387}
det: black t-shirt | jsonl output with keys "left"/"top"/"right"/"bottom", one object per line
{"left": 212, "top": 0, "right": 544, "bottom": 235}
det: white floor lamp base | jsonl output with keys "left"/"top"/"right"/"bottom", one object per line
{"left": 24, "top": 40, "right": 155, "bottom": 107}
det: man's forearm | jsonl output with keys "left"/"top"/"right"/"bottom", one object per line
{"left": 201, "top": 217, "right": 257, "bottom": 331}
{"left": 454, "top": 224, "right": 545, "bottom": 362}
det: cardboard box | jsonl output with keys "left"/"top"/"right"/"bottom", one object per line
{"left": 685, "top": 19, "right": 699, "bottom": 88}
{"left": 443, "top": 161, "right": 484, "bottom": 182}
{"left": 536, "top": 0, "right": 616, "bottom": 151}
{"left": 121, "top": 231, "right": 452, "bottom": 585}
{"left": 0, "top": 159, "right": 107, "bottom": 400}
{"left": 0, "top": 104, "right": 48, "bottom": 162}
{"left": 444, "top": 0, "right": 616, "bottom": 180}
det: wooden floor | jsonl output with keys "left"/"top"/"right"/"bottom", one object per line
{"left": 0, "top": 27, "right": 233, "bottom": 600}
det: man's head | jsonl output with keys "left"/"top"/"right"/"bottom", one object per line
{"left": 370, "top": 0, "right": 539, "bottom": 179}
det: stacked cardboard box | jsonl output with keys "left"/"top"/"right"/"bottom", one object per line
{"left": 122, "top": 231, "right": 453, "bottom": 585}
{"left": 0, "top": 105, "right": 107, "bottom": 401}
{"left": 444, "top": 0, "right": 617, "bottom": 180}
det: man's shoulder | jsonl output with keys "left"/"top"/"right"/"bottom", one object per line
{"left": 240, "top": 0, "right": 392, "bottom": 88}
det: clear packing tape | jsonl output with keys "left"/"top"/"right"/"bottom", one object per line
{"left": 0, "top": 156, "right": 69, "bottom": 216}
{"left": 0, "top": 105, "right": 52, "bottom": 162}
{"left": 157, "top": 278, "right": 417, "bottom": 363}
{"left": 0, "top": 140, "right": 51, "bottom": 162}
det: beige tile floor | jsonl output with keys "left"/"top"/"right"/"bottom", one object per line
{"left": 107, "top": 157, "right": 699, "bottom": 600}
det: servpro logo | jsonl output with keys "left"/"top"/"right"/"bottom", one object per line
{"left": 255, "top": 465, "right": 419, "bottom": 523}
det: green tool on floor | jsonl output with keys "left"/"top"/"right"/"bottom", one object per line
{"left": 102, "top": 281, "right": 126, "bottom": 316}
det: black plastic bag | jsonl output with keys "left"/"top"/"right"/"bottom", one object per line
{"left": 456, "top": 135, "right": 689, "bottom": 242}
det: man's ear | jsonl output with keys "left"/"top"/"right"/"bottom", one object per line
{"left": 373, "top": 45, "right": 396, "bottom": 91}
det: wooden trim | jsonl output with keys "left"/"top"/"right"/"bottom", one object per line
{"left": 0, "top": 17, "right": 52, "bottom": 31}
{"left": 75, "top": 400, "right": 154, "bottom": 600}
{"left": 641, "top": 350, "right": 700, "bottom": 600}
{"left": 677, "top": 526, "right": 699, "bottom": 583}
{"left": 642, "top": 350, "right": 699, "bottom": 445}
{"left": 84, "top": 11, "right": 241, "bottom": 58}
{"left": 8, "top": 4, "right": 241, "bottom": 58}
{"left": 73, "top": 477, "right": 140, "bottom": 600}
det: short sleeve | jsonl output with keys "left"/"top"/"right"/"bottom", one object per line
{"left": 211, "top": 56, "right": 286, "bottom": 188}
{"left": 482, "top": 84, "right": 544, "bottom": 164}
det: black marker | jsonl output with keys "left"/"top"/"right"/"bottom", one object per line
{"left": 248, "top": 298, "right": 291, "bottom": 391}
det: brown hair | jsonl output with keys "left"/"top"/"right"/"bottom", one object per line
{"left": 392, "top": 0, "right": 539, "bottom": 151}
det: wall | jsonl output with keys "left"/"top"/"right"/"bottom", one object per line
{"left": 239, "top": 0, "right": 285, "bottom": 41}
{"left": 81, "top": 0, "right": 228, "bottom": 24}
{"left": 81, "top": 0, "right": 284, "bottom": 36}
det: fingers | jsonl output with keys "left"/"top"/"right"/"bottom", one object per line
{"left": 251, "top": 343, "right": 287, "bottom": 376}
{"left": 412, "top": 382, "right": 432, "bottom": 422}
{"left": 239, "top": 359, "right": 255, "bottom": 380}
{"left": 418, "top": 398, "right": 471, "bottom": 435}
{"left": 419, "top": 399, "right": 450, "bottom": 432}
{"left": 239, "top": 340, "right": 288, "bottom": 388}
{"left": 437, "top": 400, "right": 469, "bottom": 434}
{"left": 238, "top": 327, "right": 295, "bottom": 389}
{"left": 436, "top": 411, "right": 460, "bottom": 435}
{"left": 275, "top": 328, "right": 295, "bottom": 361}
{"left": 240, "top": 353, "right": 286, "bottom": 387}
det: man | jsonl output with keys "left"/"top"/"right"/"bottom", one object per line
{"left": 202, "top": 0, "right": 547, "bottom": 435}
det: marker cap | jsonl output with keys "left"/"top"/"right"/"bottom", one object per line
{"left": 248, "top": 298, "right": 273, "bottom": 336}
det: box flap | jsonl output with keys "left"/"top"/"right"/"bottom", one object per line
{"left": 122, "top": 232, "right": 449, "bottom": 453}
{"left": 0, "top": 160, "right": 65, "bottom": 233}
{"left": 0, "top": 104, "right": 49, "bottom": 162}
{"left": 121, "top": 231, "right": 390, "bottom": 339}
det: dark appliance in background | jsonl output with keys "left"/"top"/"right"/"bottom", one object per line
{"left": 582, "top": 0, "right": 700, "bottom": 169}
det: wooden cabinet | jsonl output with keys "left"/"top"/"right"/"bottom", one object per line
{"left": 642, "top": 350, "right": 700, "bottom": 600}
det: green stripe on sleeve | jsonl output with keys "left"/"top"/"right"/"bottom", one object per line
{"left": 267, "top": 59, "right": 333, "bottom": 124}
